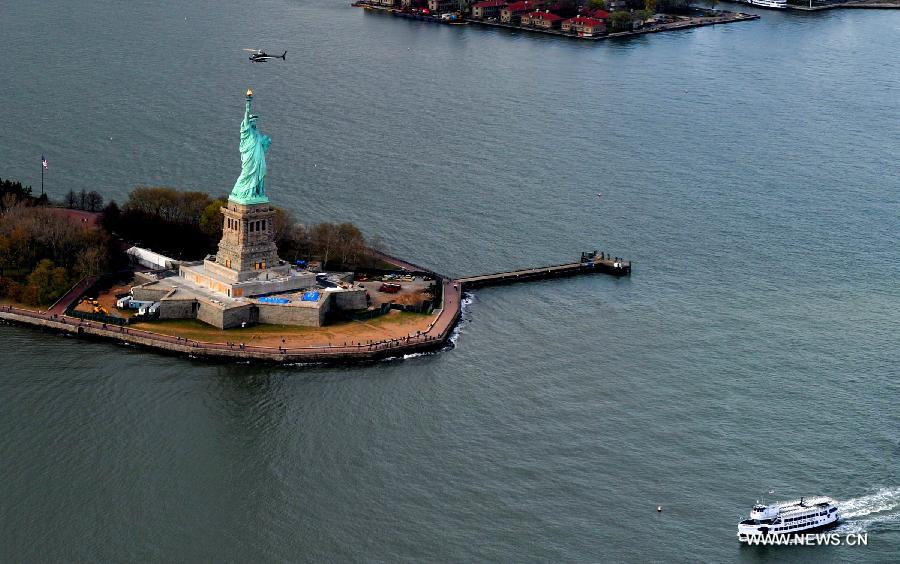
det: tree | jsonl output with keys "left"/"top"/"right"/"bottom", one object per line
{"left": 100, "top": 200, "right": 121, "bottom": 233}
{"left": 278, "top": 224, "right": 311, "bottom": 264}
{"left": 608, "top": 10, "right": 634, "bottom": 31}
{"left": 589, "top": 0, "right": 607, "bottom": 9}
{"left": 1, "top": 193, "right": 17, "bottom": 212}
{"left": 0, "top": 178, "right": 33, "bottom": 211}
{"left": 644, "top": 0, "right": 657, "bottom": 12}
{"left": 0, "top": 276, "right": 20, "bottom": 299}
{"left": 0, "top": 234, "right": 10, "bottom": 277}
{"left": 119, "top": 186, "right": 220, "bottom": 258}
{"left": 272, "top": 208, "right": 295, "bottom": 243}
{"left": 78, "top": 189, "right": 88, "bottom": 211}
{"left": 24, "top": 259, "right": 70, "bottom": 305}
{"left": 2, "top": 222, "right": 35, "bottom": 272}
{"left": 125, "top": 186, "right": 213, "bottom": 225}
{"left": 655, "top": 0, "right": 689, "bottom": 12}
{"left": 86, "top": 191, "right": 104, "bottom": 212}
{"left": 311, "top": 223, "right": 339, "bottom": 269}
{"left": 705, "top": 0, "right": 719, "bottom": 9}
{"left": 199, "top": 198, "right": 227, "bottom": 239}
{"left": 65, "top": 190, "right": 78, "bottom": 209}
{"left": 336, "top": 222, "right": 365, "bottom": 267}
{"left": 270, "top": 208, "right": 301, "bottom": 260}
{"left": 74, "top": 246, "right": 106, "bottom": 279}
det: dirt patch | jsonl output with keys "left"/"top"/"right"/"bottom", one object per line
{"left": 79, "top": 279, "right": 136, "bottom": 318}
{"left": 358, "top": 278, "right": 434, "bottom": 307}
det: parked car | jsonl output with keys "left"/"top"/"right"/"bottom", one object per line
{"left": 379, "top": 283, "right": 402, "bottom": 294}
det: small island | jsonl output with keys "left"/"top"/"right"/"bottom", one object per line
{"left": 0, "top": 90, "right": 630, "bottom": 363}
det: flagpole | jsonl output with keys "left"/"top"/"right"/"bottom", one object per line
{"left": 41, "top": 162, "right": 44, "bottom": 196}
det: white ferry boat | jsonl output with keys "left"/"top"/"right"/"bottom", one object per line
{"left": 746, "top": 0, "right": 787, "bottom": 8}
{"left": 737, "top": 497, "right": 840, "bottom": 541}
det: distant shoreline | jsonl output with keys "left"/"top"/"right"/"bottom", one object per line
{"left": 353, "top": 3, "right": 761, "bottom": 41}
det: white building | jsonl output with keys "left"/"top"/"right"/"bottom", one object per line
{"left": 126, "top": 246, "right": 179, "bottom": 270}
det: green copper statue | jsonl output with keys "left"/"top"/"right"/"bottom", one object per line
{"left": 230, "top": 89, "right": 271, "bottom": 205}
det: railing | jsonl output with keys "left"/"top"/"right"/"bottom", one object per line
{"left": 458, "top": 258, "right": 630, "bottom": 282}
{"left": 66, "top": 309, "right": 127, "bottom": 326}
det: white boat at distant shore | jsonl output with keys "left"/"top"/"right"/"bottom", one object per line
{"left": 745, "top": 0, "right": 787, "bottom": 8}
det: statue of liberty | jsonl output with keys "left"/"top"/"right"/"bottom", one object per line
{"left": 230, "top": 89, "right": 271, "bottom": 205}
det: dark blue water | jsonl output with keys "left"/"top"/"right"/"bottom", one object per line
{"left": 1, "top": 1, "right": 898, "bottom": 561}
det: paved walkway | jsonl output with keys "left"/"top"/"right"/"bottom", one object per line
{"left": 366, "top": 248, "right": 450, "bottom": 279}
{"left": 47, "top": 276, "right": 98, "bottom": 315}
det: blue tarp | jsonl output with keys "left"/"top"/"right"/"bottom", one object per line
{"left": 258, "top": 296, "right": 290, "bottom": 304}
{"left": 301, "top": 291, "right": 320, "bottom": 302}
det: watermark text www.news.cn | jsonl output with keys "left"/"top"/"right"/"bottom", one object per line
{"left": 745, "top": 533, "right": 868, "bottom": 546}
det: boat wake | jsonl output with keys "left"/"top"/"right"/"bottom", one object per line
{"left": 835, "top": 487, "right": 900, "bottom": 533}
{"left": 401, "top": 351, "right": 430, "bottom": 360}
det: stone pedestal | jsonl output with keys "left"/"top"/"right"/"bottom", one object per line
{"left": 214, "top": 201, "right": 279, "bottom": 282}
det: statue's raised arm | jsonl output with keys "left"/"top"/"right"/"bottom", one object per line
{"left": 229, "top": 89, "right": 272, "bottom": 205}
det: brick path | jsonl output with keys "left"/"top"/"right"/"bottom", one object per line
{"left": 47, "top": 276, "right": 98, "bottom": 315}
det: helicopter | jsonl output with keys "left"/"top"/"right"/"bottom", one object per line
{"left": 243, "top": 49, "right": 286, "bottom": 62}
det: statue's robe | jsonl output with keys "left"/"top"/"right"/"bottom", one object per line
{"left": 231, "top": 99, "right": 271, "bottom": 204}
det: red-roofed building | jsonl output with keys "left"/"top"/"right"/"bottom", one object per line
{"left": 583, "top": 8, "right": 609, "bottom": 19}
{"left": 500, "top": 1, "right": 540, "bottom": 23}
{"left": 471, "top": 0, "right": 507, "bottom": 18}
{"left": 561, "top": 16, "right": 606, "bottom": 36}
{"left": 521, "top": 10, "right": 563, "bottom": 28}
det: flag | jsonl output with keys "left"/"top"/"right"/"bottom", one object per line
{"left": 42, "top": 155, "right": 48, "bottom": 170}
